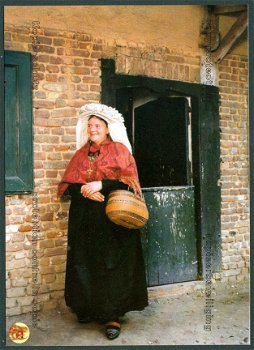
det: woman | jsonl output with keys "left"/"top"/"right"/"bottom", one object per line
{"left": 58, "top": 103, "right": 148, "bottom": 340}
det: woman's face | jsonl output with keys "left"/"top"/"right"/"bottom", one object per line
{"left": 87, "top": 116, "right": 109, "bottom": 145}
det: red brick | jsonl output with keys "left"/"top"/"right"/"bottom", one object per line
{"left": 34, "top": 100, "right": 55, "bottom": 109}
{"left": 229, "top": 60, "right": 238, "bottom": 67}
{"left": 39, "top": 240, "right": 55, "bottom": 248}
{"left": 65, "top": 39, "right": 79, "bottom": 48}
{"left": 83, "top": 59, "right": 95, "bottom": 67}
{"left": 80, "top": 34, "right": 92, "bottom": 41}
{"left": 46, "top": 74, "right": 58, "bottom": 82}
{"left": 78, "top": 92, "right": 100, "bottom": 100}
{"left": 46, "top": 65, "right": 59, "bottom": 73}
{"left": 90, "top": 85, "right": 100, "bottom": 92}
{"left": 54, "top": 145, "right": 71, "bottom": 151}
{"left": 18, "top": 225, "right": 32, "bottom": 233}
{"left": 53, "top": 38, "right": 65, "bottom": 46}
{"left": 6, "top": 242, "right": 24, "bottom": 252}
{"left": 43, "top": 161, "right": 68, "bottom": 169}
{"left": 9, "top": 216, "right": 24, "bottom": 224}
{"left": 74, "top": 58, "right": 83, "bottom": 66}
{"left": 47, "top": 153, "right": 62, "bottom": 160}
{"left": 79, "top": 42, "right": 92, "bottom": 50}
{"left": 42, "top": 83, "right": 68, "bottom": 92}
{"left": 57, "top": 77, "right": 68, "bottom": 84}
{"left": 71, "top": 76, "right": 81, "bottom": 83}
{"left": 72, "top": 67, "right": 90, "bottom": 75}
{"left": 91, "top": 52, "right": 101, "bottom": 59}
{"left": 93, "top": 44, "right": 102, "bottom": 51}
{"left": 43, "top": 274, "right": 56, "bottom": 283}
{"left": 77, "top": 84, "right": 89, "bottom": 91}
{"left": 41, "top": 212, "right": 54, "bottom": 222}
{"left": 57, "top": 48, "right": 65, "bottom": 55}
{"left": 37, "top": 45, "right": 55, "bottom": 54}
{"left": 55, "top": 238, "right": 67, "bottom": 246}
{"left": 51, "top": 127, "right": 65, "bottom": 135}
{"left": 68, "top": 100, "right": 87, "bottom": 108}
{"left": 82, "top": 76, "right": 100, "bottom": 84}
{"left": 49, "top": 56, "right": 63, "bottom": 64}
{"left": 34, "top": 109, "right": 50, "bottom": 119}
{"left": 61, "top": 135, "right": 75, "bottom": 143}
{"left": 59, "top": 221, "right": 68, "bottom": 230}
{"left": 44, "top": 247, "right": 66, "bottom": 257}
{"left": 61, "top": 57, "right": 74, "bottom": 65}
{"left": 12, "top": 34, "right": 31, "bottom": 43}
{"left": 37, "top": 36, "right": 52, "bottom": 45}
{"left": 11, "top": 234, "right": 26, "bottom": 242}
{"left": 34, "top": 170, "right": 44, "bottom": 179}
{"left": 34, "top": 91, "right": 46, "bottom": 99}
{"left": 65, "top": 127, "right": 75, "bottom": 135}
{"left": 51, "top": 108, "right": 76, "bottom": 118}
{"left": 63, "top": 152, "right": 74, "bottom": 160}
{"left": 46, "top": 170, "right": 58, "bottom": 178}
{"left": 34, "top": 135, "right": 60, "bottom": 143}
{"left": 37, "top": 54, "right": 50, "bottom": 63}
{"left": 65, "top": 48, "right": 90, "bottom": 57}
{"left": 13, "top": 207, "right": 27, "bottom": 215}
{"left": 35, "top": 118, "right": 61, "bottom": 127}
{"left": 40, "top": 266, "right": 56, "bottom": 274}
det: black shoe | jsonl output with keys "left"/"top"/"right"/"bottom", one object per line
{"left": 105, "top": 321, "right": 121, "bottom": 340}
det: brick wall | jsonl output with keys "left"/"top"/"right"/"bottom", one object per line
{"left": 4, "top": 24, "right": 249, "bottom": 316}
{"left": 218, "top": 55, "right": 249, "bottom": 282}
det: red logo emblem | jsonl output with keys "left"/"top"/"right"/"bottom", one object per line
{"left": 8, "top": 323, "right": 30, "bottom": 343}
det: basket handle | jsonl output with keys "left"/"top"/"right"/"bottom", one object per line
{"left": 120, "top": 176, "right": 144, "bottom": 200}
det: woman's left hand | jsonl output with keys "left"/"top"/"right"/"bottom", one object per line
{"left": 87, "top": 191, "right": 105, "bottom": 202}
{"left": 81, "top": 181, "right": 103, "bottom": 197}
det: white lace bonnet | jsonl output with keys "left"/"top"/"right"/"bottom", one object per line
{"left": 76, "top": 103, "right": 132, "bottom": 153}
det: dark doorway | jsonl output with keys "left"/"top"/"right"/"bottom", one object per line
{"left": 134, "top": 97, "right": 190, "bottom": 188}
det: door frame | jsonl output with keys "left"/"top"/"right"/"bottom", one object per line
{"left": 100, "top": 58, "right": 221, "bottom": 279}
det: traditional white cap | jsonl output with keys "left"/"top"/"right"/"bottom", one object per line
{"left": 76, "top": 103, "right": 132, "bottom": 153}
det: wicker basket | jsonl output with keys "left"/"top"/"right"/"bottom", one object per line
{"left": 105, "top": 190, "right": 149, "bottom": 229}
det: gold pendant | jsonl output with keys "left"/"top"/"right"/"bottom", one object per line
{"left": 87, "top": 168, "right": 93, "bottom": 177}
{"left": 87, "top": 153, "right": 98, "bottom": 178}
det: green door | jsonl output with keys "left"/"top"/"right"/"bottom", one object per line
{"left": 142, "top": 187, "right": 196, "bottom": 285}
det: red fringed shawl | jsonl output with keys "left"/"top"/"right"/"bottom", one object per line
{"left": 58, "top": 138, "right": 141, "bottom": 197}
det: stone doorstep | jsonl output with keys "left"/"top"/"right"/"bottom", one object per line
{"left": 148, "top": 280, "right": 204, "bottom": 299}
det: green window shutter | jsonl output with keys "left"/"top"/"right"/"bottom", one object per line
{"left": 5, "top": 50, "right": 33, "bottom": 193}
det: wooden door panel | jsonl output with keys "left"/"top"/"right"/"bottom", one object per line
{"left": 141, "top": 187, "right": 197, "bottom": 286}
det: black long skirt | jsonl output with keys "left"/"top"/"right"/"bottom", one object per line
{"left": 64, "top": 183, "right": 148, "bottom": 322}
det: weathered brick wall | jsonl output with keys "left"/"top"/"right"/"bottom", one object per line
{"left": 218, "top": 55, "right": 249, "bottom": 282}
{"left": 4, "top": 24, "right": 249, "bottom": 316}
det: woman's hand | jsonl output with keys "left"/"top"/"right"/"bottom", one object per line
{"left": 87, "top": 191, "right": 105, "bottom": 202}
{"left": 81, "top": 181, "right": 103, "bottom": 196}
{"left": 81, "top": 182, "right": 104, "bottom": 202}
